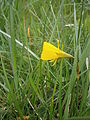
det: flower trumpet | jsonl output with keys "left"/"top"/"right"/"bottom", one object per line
{"left": 40, "top": 40, "right": 73, "bottom": 62}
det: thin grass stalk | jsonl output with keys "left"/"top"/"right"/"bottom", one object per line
{"left": 74, "top": 2, "right": 78, "bottom": 46}
{"left": 77, "top": 1, "right": 83, "bottom": 49}
{"left": 79, "top": 70, "right": 89, "bottom": 114}
{"left": 76, "top": 77, "right": 79, "bottom": 115}
{"left": 79, "top": 38, "right": 90, "bottom": 71}
{"left": 49, "top": 75, "right": 58, "bottom": 120}
{"left": 59, "top": 58, "right": 63, "bottom": 120}
{"left": 50, "top": 2, "right": 60, "bottom": 39}
{"left": 29, "top": 73, "right": 45, "bottom": 104}
{"left": 9, "top": 1, "right": 18, "bottom": 90}
{"left": 1, "top": 56, "right": 11, "bottom": 92}
{"left": 49, "top": 0, "right": 63, "bottom": 42}
{"left": 64, "top": 48, "right": 77, "bottom": 119}
{"left": 24, "top": 17, "right": 33, "bottom": 71}
{"left": 61, "top": 0, "right": 64, "bottom": 44}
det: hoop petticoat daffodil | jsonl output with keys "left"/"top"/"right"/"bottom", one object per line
{"left": 40, "top": 40, "right": 73, "bottom": 65}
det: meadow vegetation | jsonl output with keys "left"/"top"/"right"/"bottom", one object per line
{"left": 0, "top": 0, "right": 90, "bottom": 120}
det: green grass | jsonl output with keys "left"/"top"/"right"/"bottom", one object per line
{"left": 0, "top": 0, "right": 90, "bottom": 120}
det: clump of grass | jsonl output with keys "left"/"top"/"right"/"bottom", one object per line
{"left": 0, "top": 0, "right": 90, "bottom": 120}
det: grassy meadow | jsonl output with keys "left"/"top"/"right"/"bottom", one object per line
{"left": 0, "top": 0, "right": 90, "bottom": 120}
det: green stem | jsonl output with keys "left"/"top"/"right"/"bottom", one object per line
{"left": 9, "top": 3, "right": 18, "bottom": 90}
{"left": 59, "top": 59, "right": 63, "bottom": 120}
{"left": 50, "top": 75, "right": 58, "bottom": 120}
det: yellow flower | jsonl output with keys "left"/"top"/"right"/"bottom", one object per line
{"left": 40, "top": 40, "right": 73, "bottom": 62}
